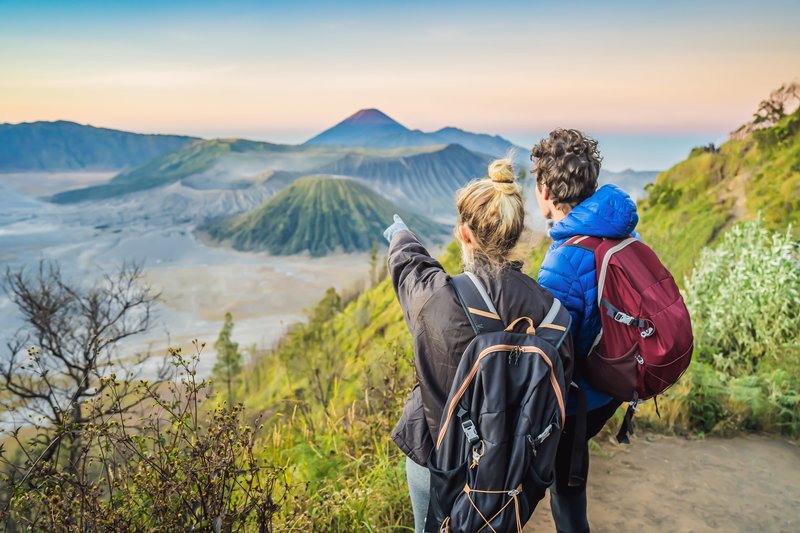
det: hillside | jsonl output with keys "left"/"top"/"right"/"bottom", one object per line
{"left": 426, "top": 126, "right": 517, "bottom": 158}
{"left": 50, "top": 137, "right": 454, "bottom": 204}
{"left": 221, "top": 86, "right": 800, "bottom": 529}
{"left": 202, "top": 176, "right": 446, "bottom": 256}
{"left": 637, "top": 106, "right": 800, "bottom": 279}
{"left": 51, "top": 139, "right": 291, "bottom": 202}
{"left": 316, "top": 143, "right": 489, "bottom": 218}
{"left": 228, "top": 107, "right": 800, "bottom": 524}
{"left": 0, "top": 120, "right": 196, "bottom": 172}
{"left": 305, "top": 108, "right": 522, "bottom": 157}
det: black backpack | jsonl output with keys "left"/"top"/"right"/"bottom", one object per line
{"left": 425, "top": 272, "right": 571, "bottom": 533}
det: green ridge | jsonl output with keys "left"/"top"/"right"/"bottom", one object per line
{"left": 50, "top": 138, "right": 454, "bottom": 204}
{"left": 203, "top": 176, "right": 446, "bottom": 256}
{"left": 0, "top": 120, "right": 195, "bottom": 172}
{"left": 637, "top": 107, "right": 800, "bottom": 279}
{"left": 51, "top": 139, "right": 278, "bottom": 202}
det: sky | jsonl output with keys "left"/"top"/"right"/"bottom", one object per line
{"left": 1, "top": 0, "right": 798, "bottom": 170}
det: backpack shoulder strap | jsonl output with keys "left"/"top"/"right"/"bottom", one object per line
{"left": 450, "top": 272, "right": 504, "bottom": 335}
{"left": 537, "top": 297, "right": 572, "bottom": 349}
{"left": 563, "top": 235, "right": 602, "bottom": 251}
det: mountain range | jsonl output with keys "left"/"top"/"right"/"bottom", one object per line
{"left": 314, "top": 143, "right": 490, "bottom": 218}
{"left": 4, "top": 110, "right": 661, "bottom": 256}
{"left": 48, "top": 139, "right": 485, "bottom": 219}
{"left": 304, "top": 108, "right": 520, "bottom": 157}
{"left": 0, "top": 120, "right": 196, "bottom": 172}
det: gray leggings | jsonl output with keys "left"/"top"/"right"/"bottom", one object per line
{"left": 405, "top": 456, "right": 430, "bottom": 533}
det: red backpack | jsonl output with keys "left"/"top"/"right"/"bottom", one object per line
{"left": 565, "top": 235, "right": 693, "bottom": 441}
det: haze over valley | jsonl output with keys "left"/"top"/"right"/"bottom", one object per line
{"left": 1, "top": 109, "right": 663, "bottom": 376}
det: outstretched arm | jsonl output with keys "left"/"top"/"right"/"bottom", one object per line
{"left": 385, "top": 215, "right": 449, "bottom": 332}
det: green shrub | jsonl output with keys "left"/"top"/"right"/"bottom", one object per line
{"left": 685, "top": 217, "right": 800, "bottom": 375}
{"left": 641, "top": 218, "right": 800, "bottom": 435}
{"left": 1, "top": 345, "right": 295, "bottom": 532}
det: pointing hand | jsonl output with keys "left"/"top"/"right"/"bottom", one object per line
{"left": 383, "top": 214, "right": 408, "bottom": 243}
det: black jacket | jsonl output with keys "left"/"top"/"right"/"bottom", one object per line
{"left": 388, "top": 229, "right": 574, "bottom": 465}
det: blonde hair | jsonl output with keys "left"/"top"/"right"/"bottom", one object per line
{"left": 455, "top": 157, "right": 525, "bottom": 274}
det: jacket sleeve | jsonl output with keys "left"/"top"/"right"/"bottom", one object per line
{"left": 387, "top": 229, "right": 450, "bottom": 332}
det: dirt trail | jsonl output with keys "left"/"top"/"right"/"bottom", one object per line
{"left": 524, "top": 433, "right": 800, "bottom": 533}
{"left": 721, "top": 169, "right": 751, "bottom": 230}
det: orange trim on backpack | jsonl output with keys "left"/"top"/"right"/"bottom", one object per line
{"left": 539, "top": 323, "right": 567, "bottom": 332}
{"left": 504, "top": 316, "right": 536, "bottom": 335}
{"left": 435, "top": 344, "right": 565, "bottom": 449}
{"left": 467, "top": 307, "right": 502, "bottom": 321}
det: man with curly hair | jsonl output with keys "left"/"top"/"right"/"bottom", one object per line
{"left": 532, "top": 129, "right": 639, "bottom": 532}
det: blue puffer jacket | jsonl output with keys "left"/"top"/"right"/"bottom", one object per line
{"left": 537, "top": 184, "right": 639, "bottom": 415}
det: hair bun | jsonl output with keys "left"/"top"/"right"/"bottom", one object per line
{"left": 487, "top": 159, "right": 516, "bottom": 184}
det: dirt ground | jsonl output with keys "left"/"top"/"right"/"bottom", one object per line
{"left": 523, "top": 433, "right": 800, "bottom": 533}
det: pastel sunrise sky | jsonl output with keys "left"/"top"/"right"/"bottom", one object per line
{"left": 1, "top": 0, "right": 798, "bottom": 169}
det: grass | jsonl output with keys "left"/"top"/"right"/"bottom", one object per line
{"left": 25, "top": 98, "right": 796, "bottom": 529}
{"left": 225, "top": 240, "right": 464, "bottom": 529}
{"left": 636, "top": 107, "right": 800, "bottom": 280}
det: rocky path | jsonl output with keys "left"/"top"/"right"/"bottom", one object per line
{"left": 524, "top": 433, "right": 800, "bottom": 532}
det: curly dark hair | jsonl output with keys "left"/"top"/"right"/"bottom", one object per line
{"left": 530, "top": 128, "right": 602, "bottom": 208}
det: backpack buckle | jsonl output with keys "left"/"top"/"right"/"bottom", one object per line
{"left": 542, "top": 423, "right": 553, "bottom": 439}
{"left": 533, "top": 423, "right": 553, "bottom": 446}
{"left": 470, "top": 440, "right": 486, "bottom": 469}
{"left": 629, "top": 391, "right": 641, "bottom": 412}
{"left": 614, "top": 311, "right": 635, "bottom": 325}
{"left": 527, "top": 422, "right": 555, "bottom": 457}
{"left": 460, "top": 418, "right": 480, "bottom": 445}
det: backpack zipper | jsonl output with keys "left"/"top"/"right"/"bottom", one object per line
{"left": 436, "top": 344, "right": 566, "bottom": 450}
{"left": 508, "top": 345, "right": 522, "bottom": 366}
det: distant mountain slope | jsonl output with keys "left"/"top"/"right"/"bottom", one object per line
{"left": 305, "top": 108, "right": 522, "bottom": 157}
{"left": 51, "top": 137, "right": 447, "bottom": 204}
{"left": 638, "top": 104, "right": 800, "bottom": 279}
{"left": 304, "top": 109, "right": 412, "bottom": 146}
{"left": 425, "top": 126, "right": 517, "bottom": 159}
{"left": 52, "top": 139, "right": 293, "bottom": 203}
{"left": 600, "top": 169, "right": 659, "bottom": 201}
{"left": 202, "top": 176, "right": 446, "bottom": 256}
{"left": 0, "top": 121, "right": 196, "bottom": 172}
{"left": 315, "top": 143, "right": 489, "bottom": 218}
{"left": 0, "top": 182, "right": 44, "bottom": 222}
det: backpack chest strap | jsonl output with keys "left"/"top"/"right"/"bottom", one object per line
{"left": 601, "top": 298, "right": 655, "bottom": 338}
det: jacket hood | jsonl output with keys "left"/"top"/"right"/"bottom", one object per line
{"left": 549, "top": 184, "right": 638, "bottom": 241}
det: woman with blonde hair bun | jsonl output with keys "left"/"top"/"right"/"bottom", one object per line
{"left": 454, "top": 158, "right": 525, "bottom": 274}
{"left": 383, "top": 158, "right": 574, "bottom": 532}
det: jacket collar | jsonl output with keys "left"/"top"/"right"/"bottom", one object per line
{"left": 549, "top": 184, "right": 639, "bottom": 241}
